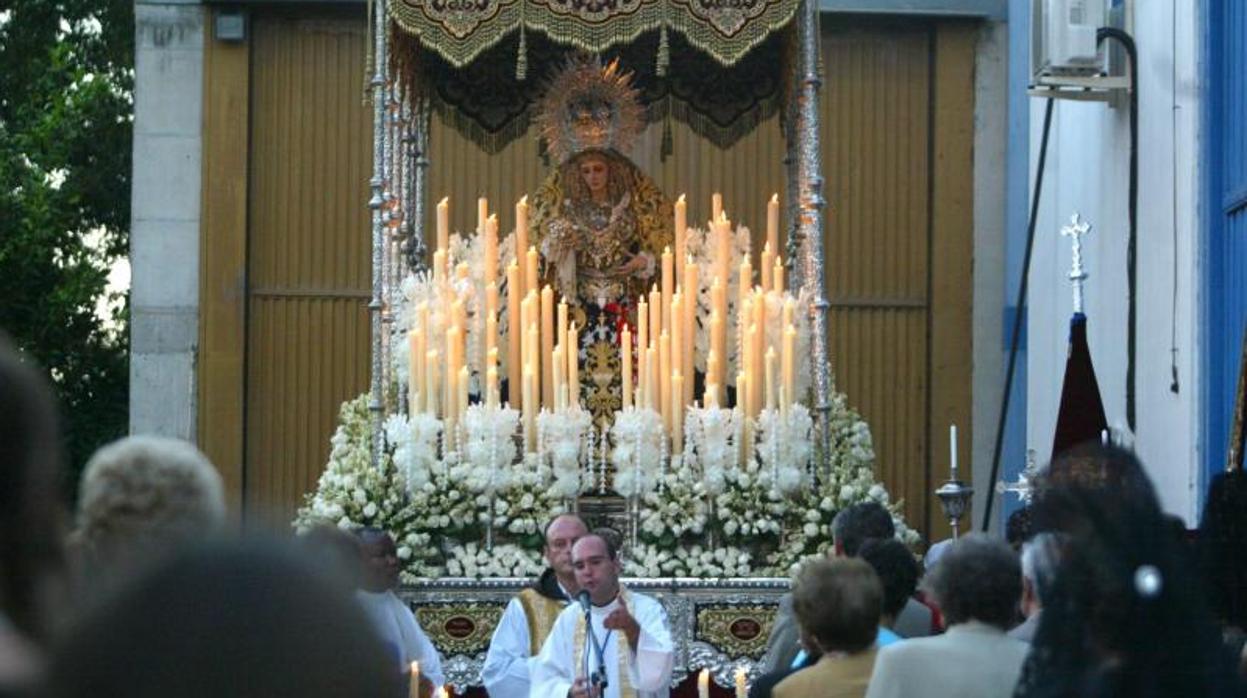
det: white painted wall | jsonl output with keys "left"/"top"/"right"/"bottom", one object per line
{"left": 1026, "top": 1, "right": 1203, "bottom": 522}
{"left": 130, "top": 2, "right": 204, "bottom": 440}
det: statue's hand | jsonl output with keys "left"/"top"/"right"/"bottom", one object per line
{"left": 618, "top": 252, "right": 652, "bottom": 277}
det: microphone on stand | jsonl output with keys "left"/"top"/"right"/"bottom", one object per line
{"left": 576, "top": 589, "right": 592, "bottom": 615}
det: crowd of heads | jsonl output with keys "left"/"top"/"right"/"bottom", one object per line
{"left": 3, "top": 329, "right": 1247, "bottom": 697}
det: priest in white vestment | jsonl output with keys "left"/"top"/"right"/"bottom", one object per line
{"left": 482, "top": 514, "right": 589, "bottom": 698}
{"left": 531, "top": 533, "right": 674, "bottom": 698}
{"left": 354, "top": 528, "right": 445, "bottom": 689}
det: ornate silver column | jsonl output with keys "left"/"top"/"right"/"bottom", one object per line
{"left": 407, "top": 95, "right": 430, "bottom": 274}
{"left": 793, "top": 0, "right": 833, "bottom": 470}
{"left": 368, "top": 0, "right": 389, "bottom": 467}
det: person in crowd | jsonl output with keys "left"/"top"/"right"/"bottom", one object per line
{"left": 772, "top": 557, "right": 883, "bottom": 698}
{"left": 353, "top": 527, "right": 444, "bottom": 692}
{"left": 1013, "top": 444, "right": 1241, "bottom": 698}
{"left": 865, "top": 535, "right": 1028, "bottom": 698}
{"left": 1005, "top": 507, "right": 1033, "bottom": 553}
{"left": 0, "top": 333, "right": 67, "bottom": 692}
{"left": 532, "top": 533, "right": 674, "bottom": 698}
{"left": 761, "top": 502, "right": 932, "bottom": 677}
{"left": 857, "top": 538, "right": 921, "bottom": 647}
{"left": 1008, "top": 532, "right": 1062, "bottom": 643}
{"left": 1200, "top": 468, "right": 1247, "bottom": 636}
{"left": 297, "top": 523, "right": 366, "bottom": 592}
{"left": 71, "top": 435, "right": 227, "bottom": 592}
{"left": 481, "top": 513, "right": 588, "bottom": 698}
{"left": 38, "top": 538, "right": 402, "bottom": 698}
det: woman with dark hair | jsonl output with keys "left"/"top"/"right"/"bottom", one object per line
{"left": 0, "top": 332, "right": 68, "bottom": 691}
{"left": 1014, "top": 444, "right": 1242, "bottom": 698}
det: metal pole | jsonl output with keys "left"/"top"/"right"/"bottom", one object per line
{"left": 368, "top": 0, "right": 389, "bottom": 467}
{"left": 794, "top": 0, "right": 832, "bottom": 470}
{"left": 409, "top": 95, "right": 430, "bottom": 274}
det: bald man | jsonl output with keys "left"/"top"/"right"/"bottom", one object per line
{"left": 531, "top": 533, "right": 674, "bottom": 698}
{"left": 481, "top": 514, "right": 588, "bottom": 698}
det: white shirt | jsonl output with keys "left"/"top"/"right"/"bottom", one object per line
{"left": 531, "top": 590, "right": 674, "bottom": 698}
{"left": 481, "top": 582, "right": 572, "bottom": 698}
{"left": 355, "top": 590, "right": 446, "bottom": 686}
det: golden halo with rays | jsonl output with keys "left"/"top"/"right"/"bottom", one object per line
{"left": 535, "top": 55, "right": 646, "bottom": 165}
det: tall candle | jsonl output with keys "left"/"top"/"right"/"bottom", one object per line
{"left": 697, "top": 669, "right": 709, "bottom": 698}
{"left": 753, "top": 290, "right": 766, "bottom": 415}
{"left": 557, "top": 300, "right": 568, "bottom": 356}
{"left": 738, "top": 254, "right": 752, "bottom": 317}
{"left": 773, "top": 256, "right": 784, "bottom": 293}
{"left": 646, "top": 346, "right": 658, "bottom": 412}
{"left": 487, "top": 366, "right": 499, "bottom": 408}
{"left": 408, "top": 327, "right": 422, "bottom": 414}
{"left": 436, "top": 197, "right": 449, "bottom": 253}
{"left": 716, "top": 217, "right": 731, "bottom": 294}
{"left": 764, "top": 346, "right": 777, "bottom": 411}
{"left": 949, "top": 424, "right": 958, "bottom": 480}
{"left": 523, "top": 366, "right": 535, "bottom": 451}
{"left": 672, "top": 371, "right": 684, "bottom": 454}
{"left": 706, "top": 350, "right": 720, "bottom": 407}
{"left": 525, "top": 247, "right": 539, "bottom": 299}
{"left": 515, "top": 196, "right": 529, "bottom": 292}
{"left": 712, "top": 192, "right": 723, "bottom": 222}
{"left": 709, "top": 310, "right": 724, "bottom": 392}
{"left": 552, "top": 345, "right": 565, "bottom": 411}
{"left": 484, "top": 215, "right": 499, "bottom": 286}
{"left": 433, "top": 249, "right": 447, "bottom": 285}
{"left": 670, "top": 291, "right": 682, "bottom": 406}
{"left": 637, "top": 297, "right": 649, "bottom": 406}
{"left": 745, "top": 323, "right": 758, "bottom": 417}
{"left": 674, "top": 195, "right": 687, "bottom": 286}
{"left": 659, "top": 331, "right": 671, "bottom": 433}
{"left": 425, "top": 349, "right": 440, "bottom": 417}
{"left": 734, "top": 667, "right": 747, "bottom": 698}
{"left": 683, "top": 259, "right": 698, "bottom": 405}
{"left": 648, "top": 285, "right": 661, "bottom": 345}
{"left": 567, "top": 323, "right": 580, "bottom": 404}
{"left": 477, "top": 197, "right": 489, "bottom": 235}
{"left": 760, "top": 242, "right": 773, "bottom": 292}
{"left": 783, "top": 296, "right": 796, "bottom": 329}
{"left": 621, "top": 326, "right": 633, "bottom": 409}
{"left": 410, "top": 661, "right": 420, "bottom": 698}
{"left": 541, "top": 286, "right": 554, "bottom": 408}
{"left": 661, "top": 246, "right": 673, "bottom": 332}
{"left": 506, "top": 262, "right": 522, "bottom": 410}
{"left": 782, "top": 324, "right": 796, "bottom": 414}
{"left": 767, "top": 193, "right": 779, "bottom": 258}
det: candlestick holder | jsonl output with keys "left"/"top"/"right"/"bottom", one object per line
{"left": 935, "top": 479, "right": 974, "bottom": 539}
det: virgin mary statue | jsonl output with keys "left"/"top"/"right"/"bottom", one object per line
{"left": 529, "top": 57, "right": 673, "bottom": 423}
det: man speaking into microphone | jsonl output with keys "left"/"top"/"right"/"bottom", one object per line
{"left": 531, "top": 532, "right": 674, "bottom": 698}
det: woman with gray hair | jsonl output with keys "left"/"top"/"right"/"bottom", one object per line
{"left": 73, "top": 435, "right": 226, "bottom": 583}
{"left": 865, "top": 535, "right": 1028, "bottom": 698}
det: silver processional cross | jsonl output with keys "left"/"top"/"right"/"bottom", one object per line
{"left": 1061, "top": 213, "right": 1092, "bottom": 314}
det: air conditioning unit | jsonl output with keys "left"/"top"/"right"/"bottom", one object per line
{"left": 1033, "top": 0, "right": 1106, "bottom": 77}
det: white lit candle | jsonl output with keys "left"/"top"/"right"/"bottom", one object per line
{"left": 661, "top": 246, "right": 674, "bottom": 331}
{"left": 674, "top": 195, "right": 687, "bottom": 287}
{"left": 621, "top": 326, "right": 633, "bottom": 409}
{"left": 767, "top": 193, "right": 779, "bottom": 260}
{"left": 541, "top": 286, "right": 554, "bottom": 408}
{"left": 950, "top": 424, "right": 959, "bottom": 480}
{"left": 516, "top": 196, "right": 529, "bottom": 291}
{"left": 409, "top": 661, "right": 420, "bottom": 698}
{"left": 697, "top": 668, "right": 709, "bottom": 698}
{"left": 436, "top": 197, "right": 449, "bottom": 253}
{"left": 734, "top": 666, "right": 747, "bottom": 698}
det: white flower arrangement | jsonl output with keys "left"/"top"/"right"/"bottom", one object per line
{"left": 443, "top": 542, "right": 543, "bottom": 579}
{"left": 754, "top": 405, "right": 814, "bottom": 496}
{"left": 538, "top": 406, "right": 592, "bottom": 500}
{"left": 298, "top": 379, "right": 916, "bottom": 579}
{"left": 610, "top": 407, "right": 666, "bottom": 498}
{"left": 684, "top": 406, "right": 739, "bottom": 495}
{"left": 462, "top": 404, "right": 520, "bottom": 490}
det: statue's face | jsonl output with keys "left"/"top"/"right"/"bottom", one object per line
{"left": 578, "top": 156, "right": 609, "bottom": 196}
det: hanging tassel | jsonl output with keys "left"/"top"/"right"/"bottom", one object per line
{"left": 516, "top": 24, "right": 528, "bottom": 81}
{"left": 656, "top": 24, "right": 670, "bottom": 78}
{"left": 661, "top": 114, "right": 673, "bottom": 162}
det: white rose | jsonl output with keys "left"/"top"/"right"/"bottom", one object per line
{"left": 363, "top": 502, "right": 378, "bottom": 518}
{"left": 353, "top": 488, "right": 368, "bottom": 504}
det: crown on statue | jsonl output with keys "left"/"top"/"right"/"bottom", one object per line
{"left": 536, "top": 56, "right": 645, "bottom": 164}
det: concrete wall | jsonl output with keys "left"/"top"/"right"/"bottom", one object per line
{"left": 1026, "top": 2, "right": 1204, "bottom": 523}
{"left": 130, "top": 1, "right": 204, "bottom": 439}
{"left": 971, "top": 19, "right": 1011, "bottom": 534}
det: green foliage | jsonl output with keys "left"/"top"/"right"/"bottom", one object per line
{"left": 0, "top": 0, "right": 134, "bottom": 484}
